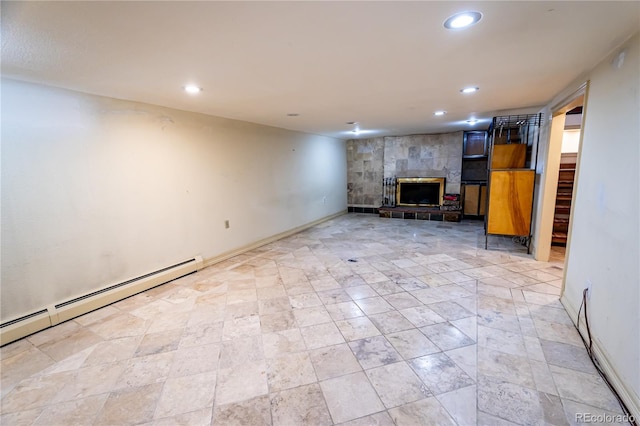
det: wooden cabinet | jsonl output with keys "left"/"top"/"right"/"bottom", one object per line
{"left": 487, "top": 170, "right": 535, "bottom": 235}
{"left": 484, "top": 114, "right": 542, "bottom": 252}
{"left": 462, "top": 184, "right": 487, "bottom": 216}
{"left": 552, "top": 154, "right": 577, "bottom": 245}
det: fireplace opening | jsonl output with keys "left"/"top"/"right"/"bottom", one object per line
{"left": 396, "top": 177, "right": 445, "bottom": 207}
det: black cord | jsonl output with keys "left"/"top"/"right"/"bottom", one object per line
{"left": 575, "top": 288, "right": 637, "bottom": 425}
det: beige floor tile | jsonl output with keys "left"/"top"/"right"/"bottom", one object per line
{"left": 135, "top": 329, "right": 183, "bottom": 357}
{"left": 270, "top": 383, "right": 332, "bottom": 426}
{"left": 356, "top": 296, "right": 394, "bottom": 315}
{"left": 260, "top": 311, "right": 296, "bottom": 333}
{"left": 212, "top": 395, "right": 271, "bottom": 426}
{"left": 0, "top": 407, "right": 44, "bottom": 425}
{"left": 115, "top": 352, "right": 174, "bottom": 390}
{"left": 1, "top": 371, "right": 75, "bottom": 413}
{"left": 82, "top": 336, "right": 142, "bottom": 367}
{"left": 365, "top": 361, "right": 431, "bottom": 408}
{"left": 300, "top": 322, "right": 345, "bottom": 350}
{"left": 266, "top": 351, "right": 316, "bottom": 392}
{"left": 387, "top": 328, "right": 440, "bottom": 359}
{"left": 320, "top": 371, "right": 385, "bottom": 424}
{"left": 26, "top": 321, "right": 82, "bottom": 347}
{"left": 289, "top": 292, "right": 323, "bottom": 308}
{"left": 309, "top": 343, "right": 362, "bottom": 381}
{"left": 293, "top": 306, "right": 332, "bottom": 327}
{"left": 53, "top": 361, "right": 127, "bottom": 403}
{"left": 478, "top": 347, "right": 536, "bottom": 389}
{"left": 215, "top": 361, "right": 268, "bottom": 406}
{"left": 388, "top": 397, "right": 457, "bottom": 425}
{"left": 1, "top": 346, "right": 56, "bottom": 398}
{"left": 94, "top": 383, "right": 162, "bottom": 425}
{"left": 155, "top": 371, "right": 216, "bottom": 418}
{"left": 1, "top": 338, "right": 34, "bottom": 359}
{"left": 262, "top": 328, "right": 306, "bottom": 358}
{"left": 169, "top": 343, "right": 220, "bottom": 377}
{"left": 398, "top": 305, "right": 446, "bottom": 327}
{"left": 222, "top": 315, "right": 262, "bottom": 340}
{"left": 151, "top": 407, "right": 214, "bottom": 425}
{"left": 180, "top": 320, "right": 223, "bottom": 348}
{"left": 349, "top": 336, "right": 402, "bottom": 369}
{"left": 35, "top": 394, "right": 107, "bottom": 425}
{"left": 409, "top": 353, "right": 474, "bottom": 395}
{"left": 476, "top": 375, "right": 544, "bottom": 425}
{"left": 436, "top": 385, "right": 477, "bottom": 426}
{"left": 338, "top": 411, "right": 395, "bottom": 426}
{"left": 383, "top": 292, "right": 422, "bottom": 310}
{"left": 335, "top": 317, "right": 381, "bottom": 341}
{"left": 368, "top": 311, "right": 414, "bottom": 334}
{"left": 326, "top": 301, "right": 365, "bottom": 321}
{"left": 549, "top": 365, "right": 622, "bottom": 413}
{"left": 420, "top": 322, "right": 475, "bottom": 352}
{"left": 88, "top": 313, "right": 151, "bottom": 340}
{"left": 445, "top": 344, "right": 478, "bottom": 381}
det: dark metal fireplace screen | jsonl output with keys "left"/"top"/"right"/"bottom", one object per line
{"left": 396, "top": 177, "right": 445, "bottom": 207}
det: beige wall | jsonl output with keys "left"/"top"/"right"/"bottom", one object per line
{"left": 1, "top": 79, "right": 347, "bottom": 321}
{"left": 557, "top": 33, "right": 639, "bottom": 416}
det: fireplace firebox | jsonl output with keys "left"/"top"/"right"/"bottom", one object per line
{"left": 396, "top": 177, "right": 445, "bottom": 207}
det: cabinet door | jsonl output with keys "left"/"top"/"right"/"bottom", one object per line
{"left": 491, "top": 144, "right": 526, "bottom": 169}
{"left": 487, "top": 170, "right": 534, "bottom": 236}
{"left": 463, "top": 185, "right": 481, "bottom": 215}
{"left": 479, "top": 185, "right": 487, "bottom": 216}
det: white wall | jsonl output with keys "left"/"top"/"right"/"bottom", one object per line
{"left": 1, "top": 79, "right": 347, "bottom": 321}
{"left": 562, "top": 33, "right": 639, "bottom": 415}
{"left": 531, "top": 113, "right": 565, "bottom": 262}
{"left": 561, "top": 130, "right": 581, "bottom": 153}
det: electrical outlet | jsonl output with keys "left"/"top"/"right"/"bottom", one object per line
{"left": 585, "top": 279, "right": 592, "bottom": 299}
{"left": 225, "top": 220, "right": 230, "bottom": 229}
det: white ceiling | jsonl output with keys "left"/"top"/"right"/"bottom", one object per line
{"left": 2, "top": 1, "right": 638, "bottom": 139}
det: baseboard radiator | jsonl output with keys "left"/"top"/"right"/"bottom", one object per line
{"left": 0, "top": 255, "right": 204, "bottom": 346}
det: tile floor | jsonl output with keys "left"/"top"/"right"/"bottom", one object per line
{"left": 0, "top": 214, "right": 626, "bottom": 425}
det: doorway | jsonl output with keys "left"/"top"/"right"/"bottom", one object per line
{"left": 549, "top": 106, "right": 582, "bottom": 261}
{"left": 534, "top": 83, "right": 587, "bottom": 265}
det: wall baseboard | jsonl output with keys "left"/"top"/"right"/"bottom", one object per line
{"left": 0, "top": 256, "right": 204, "bottom": 346}
{"left": 561, "top": 295, "right": 640, "bottom": 420}
{"left": 203, "top": 210, "right": 347, "bottom": 268}
{"left": 0, "top": 210, "right": 347, "bottom": 347}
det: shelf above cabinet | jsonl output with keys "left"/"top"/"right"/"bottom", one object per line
{"left": 463, "top": 131, "right": 488, "bottom": 158}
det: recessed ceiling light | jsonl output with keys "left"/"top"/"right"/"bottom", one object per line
{"left": 444, "top": 11, "right": 482, "bottom": 29}
{"left": 434, "top": 111, "right": 447, "bottom": 116}
{"left": 346, "top": 121, "right": 358, "bottom": 125}
{"left": 467, "top": 119, "right": 479, "bottom": 124}
{"left": 287, "top": 113, "right": 300, "bottom": 117}
{"left": 184, "top": 84, "right": 202, "bottom": 94}
{"left": 460, "top": 87, "right": 479, "bottom": 94}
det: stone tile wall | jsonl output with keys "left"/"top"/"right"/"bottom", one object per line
{"left": 347, "top": 132, "right": 463, "bottom": 207}
{"left": 346, "top": 137, "right": 384, "bottom": 207}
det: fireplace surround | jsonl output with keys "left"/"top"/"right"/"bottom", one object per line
{"left": 396, "top": 177, "right": 445, "bottom": 207}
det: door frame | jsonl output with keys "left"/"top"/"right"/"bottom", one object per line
{"left": 534, "top": 82, "right": 588, "bottom": 269}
